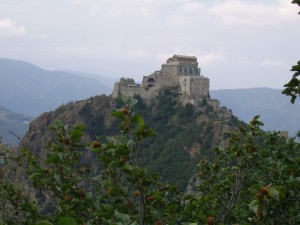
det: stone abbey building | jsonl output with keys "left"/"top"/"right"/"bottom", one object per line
{"left": 112, "top": 55, "right": 220, "bottom": 110}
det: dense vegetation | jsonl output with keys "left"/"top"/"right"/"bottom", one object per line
{"left": 27, "top": 87, "right": 234, "bottom": 191}
{"left": 0, "top": 95, "right": 299, "bottom": 225}
{"left": 132, "top": 89, "right": 228, "bottom": 189}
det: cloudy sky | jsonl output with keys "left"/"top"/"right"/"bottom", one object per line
{"left": 0, "top": 0, "right": 299, "bottom": 89}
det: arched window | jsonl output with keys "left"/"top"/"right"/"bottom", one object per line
{"left": 148, "top": 78, "right": 155, "bottom": 83}
{"left": 194, "top": 66, "right": 198, "bottom": 75}
{"left": 184, "top": 66, "right": 188, "bottom": 74}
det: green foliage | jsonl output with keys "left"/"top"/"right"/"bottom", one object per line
{"left": 134, "top": 89, "right": 220, "bottom": 190}
{"left": 282, "top": 61, "right": 300, "bottom": 103}
{"left": 0, "top": 96, "right": 185, "bottom": 224}
{"left": 35, "top": 221, "right": 53, "bottom": 225}
{"left": 79, "top": 96, "right": 118, "bottom": 138}
{"left": 1, "top": 96, "right": 299, "bottom": 225}
{"left": 178, "top": 103, "right": 197, "bottom": 123}
{"left": 150, "top": 87, "right": 179, "bottom": 123}
{"left": 90, "top": 95, "right": 182, "bottom": 224}
{"left": 0, "top": 143, "right": 38, "bottom": 225}
{"left": 183, "top": 116, "right": 300, "bottom": 224}
{"left": 22, "top": 121, "right": 97, "bottom": 224}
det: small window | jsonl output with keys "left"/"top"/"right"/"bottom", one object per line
{"left": 148, "top": 78, "right": 155, "bottom": 83}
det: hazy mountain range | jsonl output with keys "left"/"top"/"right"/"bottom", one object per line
{"left": 211, "top": 88, "right": 300, "bottom": 136}
{"left": 1, "top": 58, "right": 299, "bottom": 146}
{"left": 0, "top": 58, "right": 111, "bottom": 117}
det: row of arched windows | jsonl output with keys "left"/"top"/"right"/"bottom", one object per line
{"left": 179, "top": 65, "right": 199, "bottom": 75}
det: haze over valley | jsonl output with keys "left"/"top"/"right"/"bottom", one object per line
{"left": 1, "top": 58, "right": 299, "bottom": 146}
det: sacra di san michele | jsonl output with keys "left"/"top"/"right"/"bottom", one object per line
{"left": 112, "top": 55, "right": 220, "bottom": 110}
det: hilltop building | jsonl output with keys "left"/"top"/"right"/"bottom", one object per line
{"left": 112, "top": 55, "right": 220, "bottom": 110}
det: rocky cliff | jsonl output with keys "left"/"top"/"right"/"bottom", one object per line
{"left": 22, "top": 89, "right": 242, "bottom": 190}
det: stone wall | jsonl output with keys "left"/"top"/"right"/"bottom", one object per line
{"left": 207, "top": 99, "right": 220, "bottom": 112}
{"left": 180, "top": 76, "right": 209, "bottom": 98}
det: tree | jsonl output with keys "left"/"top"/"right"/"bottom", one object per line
{"left": 183, "top": 116, "right": 300, "bottom": 224}
{"left": 282, "top": 1, "right": 300, "bottom": 103}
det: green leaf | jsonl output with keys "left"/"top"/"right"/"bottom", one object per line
{"left": 112, "top": 110, "right": 126, "bottom": 120}
{"left": 249, "top": 199, "right": 259, "bottom": 213}
{"left": 181, "top": 223, "right": 198, "bottom": 225}
{"left": 144, "top": 129, "right": 157, "bottom": 137}
{"left": 74, "top": 124, "right": 86, "bottom": 131}
{"left": 96, "top": 203, "right": 114, "bottom": 219}
{"left": 36, "top": 220, "right": 53, "bottom": 225}
{"left": 114, "top": 212, "right": 131, "bottom": 225}
{"left": 130, "top": 114, "right": 144, "bottom": 125}
{"left": 70, "top": 129, "right": 83, "bottom": 141}
{"left": 268, "top": 187, "right": 280, "bottom": 201}
{"left": 282, "top": 88, "right": 291, "bottom": 95}
{"left": 29, "top": 172, "right": 42, "bottom": 180}
{"left": 288, "top": 77, "right": 299, "bottom": 86}
{"left": 45, "top": 155, "right": 59, "bottom": 164}
{"left": 58, "top": 216, "right": 78, "bottom": 225}
{"left": 127, "top": 97, "right": 138, "bottom": 109}
{"left": 123, "top": 163, "right": 134, "bottom": 173}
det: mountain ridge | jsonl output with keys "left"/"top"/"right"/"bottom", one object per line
{"left": 0, "top": 58, "right": 111, "bottom": 117}
{"left": 211, "top": 87, "right": 300, "bottom": 136}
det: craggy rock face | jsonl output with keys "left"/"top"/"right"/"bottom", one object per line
{"left": 22, "top": 94, "right": 116, "bottom": 161}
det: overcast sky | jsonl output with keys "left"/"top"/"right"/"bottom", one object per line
{"left": 0, "top": 0, "right": 299, "bottom": 90}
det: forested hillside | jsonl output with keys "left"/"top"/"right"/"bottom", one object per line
{"left": 22, "top": 89, "right": 239, "bottom": 190}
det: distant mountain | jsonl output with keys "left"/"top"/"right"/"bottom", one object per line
{"left": 0, "top": 58, "right": 111, "bottom": 117}
{"left": 0, "top": 104, "right": 32, "bottom": 146}
{"left": 211, "top": 88, "right": 300, "bottom": 136}
{"left": 64, "top": 71, "right": 118, "bottom": 91}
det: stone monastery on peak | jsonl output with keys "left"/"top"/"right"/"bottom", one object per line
{"left": 112, "top": 54, "right": 220, "bottom": 110}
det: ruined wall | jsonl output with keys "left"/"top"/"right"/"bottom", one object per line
{"left": 112, "top": 77, "right": 157, "bottom": 104}
{"left": 142, "top": 71, "right": 161, "bottom": 90}
{"left": 207, "top": 99, "right": 220, "bottom": 111}
{"left": 112, "top": 78, "right": 143, "bottom": 98}
{"left": 180, "top": 76, "right": 209, "bottom": 98}
{"left": 160, "top": 64, "right": 180, "bottom": 86}
{"left": 111, "top": 55, "right": 215, "bottom": 108}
